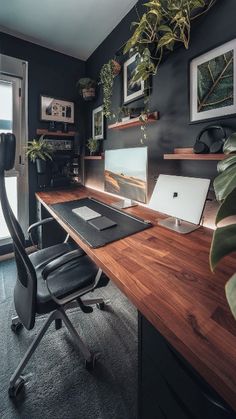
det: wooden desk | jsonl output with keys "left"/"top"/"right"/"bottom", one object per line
{"left": 36, "top": 186, "right": 236, "bottom": 414}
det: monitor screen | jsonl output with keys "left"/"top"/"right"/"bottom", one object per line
{"left": 104, "top": 147, "right": 148, "bottom": 203}
{"left": 148, "top": 175, "right": 210, "bottom": 225}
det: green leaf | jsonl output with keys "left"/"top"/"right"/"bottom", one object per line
{"left": 225, "top": 273, "right": 236, "bottom": 320}
{"left": 158, "top": 25, "right": 172, "bottom": 32}
{"left": 210, "top": 224, "right": 236, "bottom": 270}
{"left": 217, "top": 155, "right": 236, "bottom": 173}
{"left": 158, "top": 33, "right": 175, "bottom": 48}
{"left": 143, "top": 1, "right": 161, "bottom": 8}
{"left": 215, "top": 188, "right": 236, "bottom": 225}
{"left": 223, "top": 132, "right": 236, "bottom": 154}
{"left": 213, "top": 164, "right": 236, "bottom": 202}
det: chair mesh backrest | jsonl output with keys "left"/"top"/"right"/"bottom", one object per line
{"left": 0, "top": 133, "right": 37, "bottom": 330}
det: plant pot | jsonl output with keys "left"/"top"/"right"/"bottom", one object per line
{"left": 36, "top": 158, "right": 47, "bottom": 174}
{"left": 82, "top": 87, "right": 96, "bottom": 101}
{"left": 112, "top": 60, "right": 121, "bottom": 76}
{"left": 122, "top": 116, "right": 130, "bottom": 122}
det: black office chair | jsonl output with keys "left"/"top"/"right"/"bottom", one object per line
{"left": 0, "top": 133, "right": 109, "bottom": 398}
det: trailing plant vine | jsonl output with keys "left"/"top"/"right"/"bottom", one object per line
{"left": 124, "top": 0, "right": 217, "bottom": 84}
{"left": 100, "top": 59, "right": 120, "bottom": 118}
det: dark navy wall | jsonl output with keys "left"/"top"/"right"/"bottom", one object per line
{"left": 0, "top": 32, "right": 86, "bottom": 227}
{"left": 85, "top": 0, "right": 236, "bottom": 198}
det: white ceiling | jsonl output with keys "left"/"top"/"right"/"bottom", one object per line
{"left": 0, "top": 0, "right": 137, "bottom": 60}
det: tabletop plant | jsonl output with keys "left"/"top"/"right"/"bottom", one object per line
{"left": 210, "top": 132, "right": 236, "bottom": 318}
{"left": 124, "top": 0, "right": 217, "bottom": 84}
{"left": 87, "top": 137, "right": 99, "bottom": 155}
{"left": 100, "top": 59, "right": 121, "bottom": 118}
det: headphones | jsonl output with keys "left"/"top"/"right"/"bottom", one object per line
{"left": 193, "top": 125, "right": 226, "bottom": 154}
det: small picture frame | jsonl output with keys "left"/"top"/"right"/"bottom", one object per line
{"left": 92, "top": 105, "right": 104, "bottom": 140}
{"left": 123, "top": 53, "right": 145, "bottom": 104}
{"left": 40, "top": 95, "right": 74, "bottom": 123}
{"left": 190, "top": 39, "right": 236, "bottom": 122}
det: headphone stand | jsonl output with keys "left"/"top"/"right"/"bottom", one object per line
{"left": 158, "top": 217, "right": 200, "bottom": 234}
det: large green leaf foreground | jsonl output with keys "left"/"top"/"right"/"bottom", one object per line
{"left": 226, "top": 273, "right": 236, "bottom": 319}
{"left": 210, "top": 133, "right": 236, "bottom": 319}
{"left": 210, "top": 223, "right": 236, "bottom": 271}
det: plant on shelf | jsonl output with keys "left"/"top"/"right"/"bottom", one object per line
{"left": 210, "top": 132, "right": 236, "bottom": 318}
{"left": 87, "top": 138, "right": 99, "bottom": 156}
{"left": 76, "top": 77, "right": 96, "bottom": 101}
{"left": 26, "top": 137, "right": 53, "bottom": 174}
{"left": 100, "top": 59, "right": 121, "bottom": 118}
{"left": 124, "top": 0, "right": 217, "bottom": 84}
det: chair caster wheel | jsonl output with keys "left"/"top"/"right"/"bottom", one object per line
{"left": 11, "top": 322, "right": 23, "bottom": 333}
{"left": 85, "top": 354, "right": 96, "bottom": 371}
{"left": 96, "top": 302, "right": 105, "bottom": 311}
{"left": 8, "top": 377, "right": 25, "bottom": 398}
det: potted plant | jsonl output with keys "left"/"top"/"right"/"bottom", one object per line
{"left": 210, "top": 132, "right": 236, "bottom": 318}
{"left": 120, "top": 106, "right": 131, "bottom": 122}
{"left": 26, "top": 137, "right": 53, "bottom": 174}
{"left": 87, "top": 138, "right": 99, "bottom": 156}
{"left": 124, "top": 0, "right": 217, "bottom": 84}
{"left": 100, "top": 59, "right": 121, "bottom": 118}
{"left": 76, "top": 78, "right": 96, "bottom": 101}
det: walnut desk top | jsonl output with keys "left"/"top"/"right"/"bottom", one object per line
{"left": 36, "top": 186, "right": 236, "bottom": 410}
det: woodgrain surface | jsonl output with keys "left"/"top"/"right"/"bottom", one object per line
{"left": 36, "top": 186, "right": 236, "bottom": 410}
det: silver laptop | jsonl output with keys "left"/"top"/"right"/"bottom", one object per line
{"left": 148, "top": 175, "right": 210, "bottom": 234}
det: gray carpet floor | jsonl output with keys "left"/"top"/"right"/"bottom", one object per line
{"left": 0, "top": 259, "right": 137, "bottom": 419}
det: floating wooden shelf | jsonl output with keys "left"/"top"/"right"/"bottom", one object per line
{"left": 108, "top": 112, "right": 159, "bottom": 130}
{"left": 83, "top": 155, "right": 104, "bottom": 160}
{"left": 36, "top": 129, "right": 76, "bottom": 137}
{"left": 164, "top": 148, "right": 232, "bottom": 161}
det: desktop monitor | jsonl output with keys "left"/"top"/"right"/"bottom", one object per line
{"left": 104, "top": 147, "right": 148, "bottom": 208}
{"left": 148, "top": 174, "right": 210, "bottom": 234}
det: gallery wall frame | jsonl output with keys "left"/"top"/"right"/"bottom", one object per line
{"left": 40, "top": 95, "right": 75, "bottom": 123}
{"left": 92, "top": 105, "right": 104, "bottom": 140}
{"left": 123, "top": 53, "right": 145, "bottom": 105}
{"left": 190, "top": 38, "right": 236, "bottom": 123}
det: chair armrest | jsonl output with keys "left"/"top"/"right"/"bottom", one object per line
{"left": 28, "top": 217, "right": 54, "bottom": 234}
{"left": 41, "top": 248, "right": 87, "bottom": 306}
{"left": 41, "top": 249, "right": 85, "bottom": 281}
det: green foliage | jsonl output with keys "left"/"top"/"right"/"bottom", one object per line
{"left": 225, "top": 273, "right": 236, "bottom": 319}
{"left": 124, "top": 0, "right": 217, "bottom": 83}
{"left": 87, "top": 138, "right": 99, "bottom": 153}
{"left": 100, "top": 60, "right": 116, "bottom": 118}
{"left": 26, "top": 138, "right": 53, "bottom": 163}
{"left": 210, "top": 134, "right": 236, "bottom": 318}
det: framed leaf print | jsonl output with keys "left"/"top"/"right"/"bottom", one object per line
{"left": 92, "top": 105, "right": 104, "bottom": 140}
{"left": 190, "top": 39, "right": 236, "bottom": 122}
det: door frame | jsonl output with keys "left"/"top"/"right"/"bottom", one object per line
{"left": 0, "top": 54, "right": 29, "bottom": 245}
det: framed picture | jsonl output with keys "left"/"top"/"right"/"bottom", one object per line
{"left": 40, "top": 95, "right": 74, "bottom": 123}
{"left": 92, "top": 105, "right": 104, "bottom": 140}
{"left": 123, "top": 53, "right": 145, "bottom": 104}
{"left": 190, "top": 39, "right": 236, "bottom": 122}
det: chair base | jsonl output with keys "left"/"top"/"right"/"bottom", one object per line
{"left": 9, "top": 306, "right": 97, "bottom": 398}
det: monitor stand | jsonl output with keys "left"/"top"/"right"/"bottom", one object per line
{"left": 112, "top": 199, "right": 138, "bottom": 209}
{"left": 158, "top": 217, "right": 200, "bottom": 234}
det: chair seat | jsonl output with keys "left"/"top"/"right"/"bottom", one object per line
{"left": 29, "top": 243, "right": 99, "bottom": 314}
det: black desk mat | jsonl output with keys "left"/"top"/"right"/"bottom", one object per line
{"left": 50, "top": 197, "right": 152, "bottom": 248}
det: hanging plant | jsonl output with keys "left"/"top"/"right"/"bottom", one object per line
{"left": 124, "top": 0, "right": 217, "bottom": 84}
{"left": 210, "top": 132, "right": 236, "bottom": 319}
{"left": 76, "top": 78, "right": 96, "bottom": 101}
{"left": 100, "top": 59, "right": 121, "bottom": 118}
